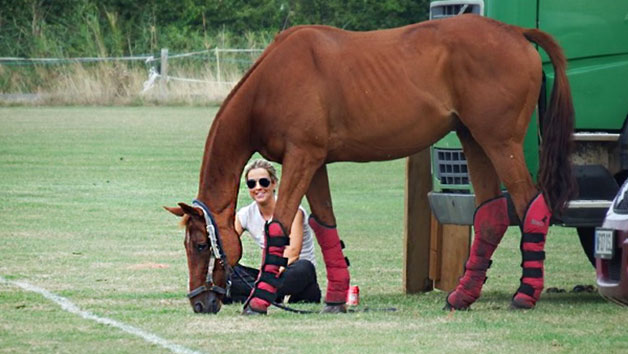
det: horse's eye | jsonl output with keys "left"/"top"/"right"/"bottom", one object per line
{"left": 196, "top": 243, "right": 209, "bottom": 252}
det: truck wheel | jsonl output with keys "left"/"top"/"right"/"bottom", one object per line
{"left": 576, "top": 227, "right": 596, "bottom": 268}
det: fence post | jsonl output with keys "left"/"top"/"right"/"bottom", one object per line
{"left": 160, "top": 48, "right": 168, "bottom": 98}
{"left": 215, "top": 47, "right": 221, "bottom": 83}
{"left": 403, "top": 150, "right": 434, "bottom": 293}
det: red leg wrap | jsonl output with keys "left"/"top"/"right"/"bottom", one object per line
{"left": 309, "top": 216, "right": 350, "bottom": 304}
{"left": 245, "top": 221, "right": 288, "bottom": 313}
{"left": 447, "top": 196, "right": 509, "bottom": 310}
{"left": 512, "top": 193, "right": 551, "bottom": 309}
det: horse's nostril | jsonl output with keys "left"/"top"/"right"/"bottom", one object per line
{"left": 194, "top": 303, "right": 203, "bottom": 313}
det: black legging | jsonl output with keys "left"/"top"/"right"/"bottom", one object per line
{"left": 225, "top": 259, "right": 321, "bottom": 304}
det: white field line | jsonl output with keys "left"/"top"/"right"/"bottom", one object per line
{"left": 0, "top": 276, "right": 204, "bottom": 354}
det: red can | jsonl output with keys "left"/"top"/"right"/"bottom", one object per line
{"left": 347, "top": 285, "right": 360, "bottom": 306}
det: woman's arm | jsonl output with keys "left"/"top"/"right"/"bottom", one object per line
{"left": 283, "top": 209, "right": 304, "bottom": 265}
{"left": 234, "top": 213, "right": 244, "bottom": 237}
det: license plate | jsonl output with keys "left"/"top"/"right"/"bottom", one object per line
{"left": 595, "top": 228, "right": 615, "bottom": 260}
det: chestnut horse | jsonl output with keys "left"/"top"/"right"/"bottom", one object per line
{"left": 166, "top": 14, "right": 574, "bottom": 314}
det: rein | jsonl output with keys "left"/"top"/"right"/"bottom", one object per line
{"left": 232, "top": 268, "right": 396, "bottom": 314}
{"left": 187, "top": 199, "right": 233, "bottom": 300}
{"left": 189, "top": 200, "right": 314, "bottom": 314}
{"left": 232, "top": 266, "right": 317, "bottom": 314}
{"left": 189, "top": 200, "right": 394, "bottom": 315}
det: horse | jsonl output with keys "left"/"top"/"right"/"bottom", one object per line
{"left": 165, "top": 14, "right": 575, "bottom": 315}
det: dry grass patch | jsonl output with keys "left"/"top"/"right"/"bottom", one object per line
{"left": 126, "top": 262, "right": 170, "bottom": 270}
{"left": 1, "top": 62, "right": 246, "bottom": 105}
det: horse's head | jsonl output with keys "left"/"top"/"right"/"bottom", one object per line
{"left": 165, "top": 201, "right": 241, "bottom": 314}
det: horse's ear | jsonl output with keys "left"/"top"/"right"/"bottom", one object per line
{"left": 164, "top": 206, "right": 184, "bottom": 217}
{"left": 178, "top": 202, "right": 203, "bottom": 218}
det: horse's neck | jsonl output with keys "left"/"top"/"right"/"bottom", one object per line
{"left": 197, "top": 94, "right": 253, "bottom": 219}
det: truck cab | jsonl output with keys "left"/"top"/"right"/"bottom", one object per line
{"left": 427, "top": 0, "right": 628, "bottom": 264}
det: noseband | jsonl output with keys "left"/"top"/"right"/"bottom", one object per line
{"left": 187, "top": 199, "right": 233, "bottom": 300}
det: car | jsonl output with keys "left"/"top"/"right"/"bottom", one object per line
{"left": 596, "top": 179, "right": 628, "bottom": 306}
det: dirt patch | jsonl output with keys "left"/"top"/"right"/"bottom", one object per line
{"left": 127, "top": 262, "right": 170, "bottom": 270}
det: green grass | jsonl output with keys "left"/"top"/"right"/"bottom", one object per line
{"left": 1, "top": 107, "right": 626, "bottom": 353}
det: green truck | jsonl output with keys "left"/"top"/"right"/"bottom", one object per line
{"left": 427, "top": 0, "right": 628, "bottom": 264}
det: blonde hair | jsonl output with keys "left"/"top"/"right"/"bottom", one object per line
{"left": 244, "top": 159, "right": 279, "bottom": 183}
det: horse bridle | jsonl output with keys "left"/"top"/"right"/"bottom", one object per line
{"left": 187, "top": 199, "right": 233, "bottom": 300}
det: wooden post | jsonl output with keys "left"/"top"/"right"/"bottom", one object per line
{"left": 404, "top": 149, "right": 472, "bottom": 294}
{"left": 215, "top": 47, "right": 221, "bottom": 83}
{"left": 403, "top": 150, "right": 433, "bottom": 293}
{"left": 431, "top": 217, "right": 470, "bottom": 292}
{"left": 429, "top": 214, "right": 443, "bottom": 283}
{"left": 160, "top": 48, "right": 168, "bottom": 98}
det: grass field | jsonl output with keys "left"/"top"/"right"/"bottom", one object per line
{"left": 1, "top": 107, "right": 626, "bottom": 353}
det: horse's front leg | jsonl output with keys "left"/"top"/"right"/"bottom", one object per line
{"left": 243, "top": 148, "right": 324, "bottom": 315}
{"left": 306, "top": 164, "right": 350, "bottom": 313}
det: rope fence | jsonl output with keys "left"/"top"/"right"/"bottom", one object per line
{"left": 0, "top": 55, "right": 154, "bottom": 64}
{"left": 0, "top": 47, "right": 265, "bottom": 96}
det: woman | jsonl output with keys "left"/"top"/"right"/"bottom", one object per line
{"left": 225, "top": 159, "right": 321, "bottom": 304}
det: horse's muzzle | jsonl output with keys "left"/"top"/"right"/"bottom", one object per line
{"left": 189, "top": 292, "right": 222, "bottom": 314}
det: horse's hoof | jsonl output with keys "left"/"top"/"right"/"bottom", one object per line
{"left": 443, "top": 293, "right": 470, "bottom": 311}
{"left": 443, "top": 302, "right": 470, "bottom": 311}
{"left": 443, "top": 299, "right": 453, "bottom": 311}
{"left": 241, "top": 305, "right": 267, "bottom": 316}
{"left": 321, "top": 303, "right": 347, "bottom": 314}
{"left": 509, "top": 299, "right": 535, "bottom": 310}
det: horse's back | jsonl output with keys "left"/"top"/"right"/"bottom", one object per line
{"left": 261, "top": 15, "right": 540, "bottom": 114}
{"left": 267, "top": 15, "right": 538, "bottom": 72}
{"left": 251, "top": 15, "right": 542, "bottom": 161}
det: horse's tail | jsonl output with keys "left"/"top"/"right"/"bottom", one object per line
{"left": 522, "top": 28, "right": 576, "bottom": 214}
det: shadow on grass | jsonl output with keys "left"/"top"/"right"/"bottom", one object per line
{"left": 266, "top": 286, "right": 614, "bottom": 315}
{"left": 540, "top": 291, "right": 607, "bottom": 305}
{"left": 478, "top": 288, "right": 607, "bottom": 307}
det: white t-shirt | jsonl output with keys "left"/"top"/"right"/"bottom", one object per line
{"left": 237, "top": 201, "right": 316, "bottom": 267}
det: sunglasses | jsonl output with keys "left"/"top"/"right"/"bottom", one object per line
{"left": 246, "top": 177, "right": 271, "bottom": 189}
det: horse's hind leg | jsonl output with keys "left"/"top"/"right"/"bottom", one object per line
{"left": 445, "top": 130, "right": 510, "bottom": 310}
{"left": 482, "top": 140, "right": 551, "bottom": 310}
{"left": 306, "top": 165, "right": 350, "bottom": 313}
